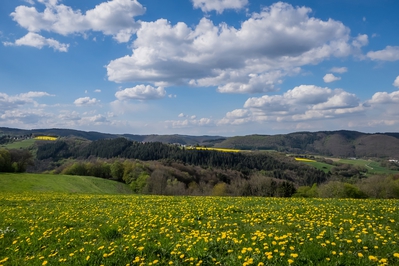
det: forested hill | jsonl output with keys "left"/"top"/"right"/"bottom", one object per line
{"left": 0, "top": 127, "right": 223, "bottom": 144}
{"left": 2, "top": 127, "right": 399, "bottom": 158}
{"left": 214, "top": 131, "right": 399, "bottom": 158}
{"left": 36, "top": 138, "right": 327, "bottom": 186}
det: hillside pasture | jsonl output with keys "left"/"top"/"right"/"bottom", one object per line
{"left": 338, "top": 159, "right": 398, "bottom": 175}
{"left": 1, "top": 139, "right": 37, "bottom": 149}
{"left": 0, "top": 173, "right": 132, "bottom": 194}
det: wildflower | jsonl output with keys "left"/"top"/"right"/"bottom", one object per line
{"left": 42, "top": 261, "right": 48, "bottom": 266}
{"left": 358, "top": 253, "right": 363, "bottom": 258}
{"left": 369, "top": 255, "right": 378, "bottom": 262}
{"left": 288, "top": 259, "right": 294, "bottom": 264}
{"left": 0, "top": 258, "right": 9, "bottom": 264}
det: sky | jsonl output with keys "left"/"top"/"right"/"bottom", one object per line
{"left": 1, "top": 0, "right": 399, "bottom": 136}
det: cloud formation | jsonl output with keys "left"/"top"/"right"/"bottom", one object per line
{"left": 3, "top": 32, "right": 69, "bottom": 52}
{"left": 237, "top": 85, "right": 361, "bottom": 122}
{"left": 74, "top": 97, "right": 100, "bottom": 106}
{"left": 323, "top": 73, "right": 341, "bottom": 83}
{"left": 367, "top": 46, "right": 399, "bottom": 61}
{"left": 10, "top": 0, "right": 145, "bottom": 43}
{"left": 330, "top": 67, "right": 347, "bottom": 73}
{"left": 192, "top": 0, "right": 248, "bottom": 13}
{"left": 115, "top": 85, "right": 166, "bottom": 100}
{"left": 107, "top": 2, "right": 359, "bottom": 94}
{"left": 394, "top": 76, "right": 399, "bottom": 88}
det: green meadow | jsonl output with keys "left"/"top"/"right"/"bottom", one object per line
{"left": 0, "top": 174, "right": 398, "bottom": 266}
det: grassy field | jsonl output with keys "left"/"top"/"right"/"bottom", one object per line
{"left": 300, "top": 161, "right": 333, "bottom": 173}
{"left": 0, "top": 139, "right": 37, "bottom": 149}
{"left": 338, "top": 159, "right": 398, "bottom": 175}
{"left": 0, "top": 192, "right": 398, "bottom": 265}
{"left": 0, "top": 173, "right": 132, "bottom": 194}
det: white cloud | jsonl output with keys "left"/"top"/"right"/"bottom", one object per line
{"left": 330, "top": 67, "right": 347, "bottom": 73}
{"left": 115, "top": 85, "right": 166, "bottom": 100}
{"left": 24, "top": 0, "right": 35, "bottom": 4}
{"left": 192, "top": 0, "right": 248, "bottom": 13}
{"left": 10, "top": 0, "right": 145, "bottom": 44}
{"left": 368, "top": 90, "right": 399, "bottom": 104}
{"left": 237, "top": 85, "right": 362, "bottom": 123}
{"left": 0, "top": 91, "right": 53, "bottom": 125}
{"left": 323, "top": 73, "right": 341, "bottom": 83}
{"left": 166, "top": 117, "right": 214, "bottom": 128}
{"left": 393, "top": 76, "right": 399, "bottom": 88}
{"left": 0, "top": 91, "right": 52, "bottom": 112}
{"left": 367, "top": 46, "right": 399, "bottom": 61}
{"left": 74, "top": 97, "right": 100, "bottom": 106}
{"left": 107, "top": 2, "right": 357, "bottom": 93}
{"left": 94, "top": 89, "right": 101, "bottom": 93}
{"left": 178, "top": 113, "right": 185, "bottom": 118}
{"left": 352, "top": 34, "right": 368, "bottom": 49}
{"left": 3, "top": 32, "right": 69, "bottom": 52}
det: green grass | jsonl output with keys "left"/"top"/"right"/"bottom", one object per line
{"left": 0, "top": 194, "right": 398, "bottom": 265}
{"left": 301, "top": 161, "right": 333, "bottom": 173}
{"left": 338, "top": 159, "right": 398, "bottom": 175}
{"left": 0, "top": 139, "right": 37, "bottom": 149}
{"left": 0, "top": 173, "right": 132, "bottom": 194}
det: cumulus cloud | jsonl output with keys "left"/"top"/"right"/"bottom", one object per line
{"left": 115, "top": 85, "right": 166, "bottom": 100}
{"left": 352, "top": 34, "right": 368, "bottom": 49}
{"left": 368, "top": 90, "right": 399, "bottom": 104}
{"left": 393, "top": 76, "right": 399, "bottom": 88}
{"left": 323, "top": 73, "right": 341, "bottom": 83}
{"left": 74, "top": 97, "right": 100, "bottom": 106}
{"left": 367, "top": 46, "right": 399, "bottom": 61}
{"left": 0, "top": 91, "right": 52, "bottom": 112}
{"left": 166, "top": 117, "right": 214, "bottom": 128}
{"left": 192, "top": 0, "right": 248, "bottom": 13}
{"left": 10, "top": 0, "right": 145, "bottom": 43}
{"left": 0, "top": 91, "right": 54, "bottom": 126}
{"left": 107, "top": 2, "right": 358, "bottom": 94}
{"left": 94, "top": 89, "right": 101, "bottom": 93}
{"left": 3, "top": 32, "right": 69, "bottom": 52}
{"left": 330, "top": 67, "right": 347, "bottom": 73}
{"left": 236, "top": 85, "right": 362, "bottom": 123}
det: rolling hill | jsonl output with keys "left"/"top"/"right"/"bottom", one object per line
{"left": 1, "top": 127, "right": 399, "bottom": 158}
{"left": 0, "top": 173, "right": 133, "bottom": 194}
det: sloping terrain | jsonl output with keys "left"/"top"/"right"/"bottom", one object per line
{"left": 0, "top": 173, "right": 133, "bottom": 194}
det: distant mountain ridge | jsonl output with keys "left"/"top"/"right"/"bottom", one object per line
{"left": 1, "top": 127, "right": 398, "bottom": 158}
{"left": 214, "top": 130, "right": 399, "bottom": 158}
{"left": 0, "top": 127, "right": 224, "bottom": 145}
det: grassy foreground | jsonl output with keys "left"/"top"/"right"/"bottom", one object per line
{"left": 0, "top": 173, "right": 132, "bottom": 194}
{"left": 0, "top": 193, "right": 398, "bottom": 265}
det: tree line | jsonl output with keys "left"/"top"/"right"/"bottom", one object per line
{"left": 0, "top": 149, "right": 33, "bottom": 173}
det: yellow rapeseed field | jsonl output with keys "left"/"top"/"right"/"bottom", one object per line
{"left": 0, "top": 193, "right": 398, "bottom": 265}
{"left": 34, "top": 136, "right": 58, "bottom": 141}
{"left": 294, "top": 158, "right": 316, "bottom": 162}
{"left": 187, "top": 147, "right": 240, "bottom": 153}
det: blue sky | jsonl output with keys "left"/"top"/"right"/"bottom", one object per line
{"left": 1, "top": 0, "right": 399, "bottom": 136}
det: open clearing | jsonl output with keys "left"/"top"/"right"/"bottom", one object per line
{"left": 0, "top": 139, "right": 37, "bottom": 149}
